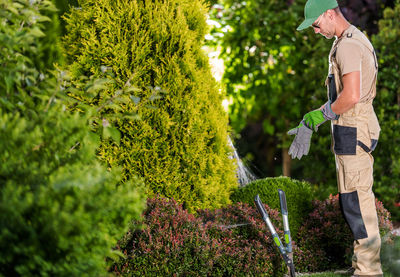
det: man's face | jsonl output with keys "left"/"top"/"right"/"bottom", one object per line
{"left": 312, "top": 11, "right": 334, "bottom": 39}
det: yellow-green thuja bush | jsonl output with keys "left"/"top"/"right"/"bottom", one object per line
{"left": 62, "top": 0, "right": 237, "bottom": 211}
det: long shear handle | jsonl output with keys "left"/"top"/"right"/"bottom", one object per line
{"left": 289, "top": 263, "right": 296, "bottom": 277}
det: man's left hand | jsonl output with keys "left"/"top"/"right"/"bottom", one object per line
{"left": 303, "top": 100, "right": 339, "bottom": 132}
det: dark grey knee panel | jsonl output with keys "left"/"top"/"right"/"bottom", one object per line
{"left": 339, "top": 191, "right": 368, "bottom": 240}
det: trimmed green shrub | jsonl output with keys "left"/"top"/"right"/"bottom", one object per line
{"left": 230, "top": 176, "right": 314, "bottom": 239}
{"left": 61, "top": 0, "right": 237, "bottom": 212}
{"left": 297, "top": 194, "right": 393, "bottom": 272}
{"left": 0, "top": 107, "right": 145, "bottom": 276}
{"left": 0, "top": 1, "right": 145, "bottom": 275}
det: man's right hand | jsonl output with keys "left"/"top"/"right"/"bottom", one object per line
{"left": 287, "top": 121, "right": 313, "bottom": 159}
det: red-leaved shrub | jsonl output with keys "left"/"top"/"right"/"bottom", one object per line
{"left": 197, "top": 201, "right": 285, "bottom": 276}
{"left": 198, "top": 201, "right": 328, "bottom": 275}
{"left": 112, "top": 197, "right": 212, "bottom": 276}
{"left": 296, "top": 194, "right": 393, "bottom": 272}
{"left": 112, "top": 197, "right": 289, "bottom": 276}
{"left": 110, "top": 195, "right": 393, "bottom": 275}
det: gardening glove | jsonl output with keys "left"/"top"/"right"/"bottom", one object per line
{"left": 287, "top": 122, "right": 313, "bottom": 160}
{"left": 303, "top": 100, "right": 339, "bottom": 132}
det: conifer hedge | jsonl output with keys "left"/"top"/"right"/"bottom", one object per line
{"left": 62, "top": 0, "right": 237, "bottom": 211}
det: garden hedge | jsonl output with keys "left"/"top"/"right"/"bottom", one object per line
{"left": 112, "top": 195, "right": 394, "bottom": 275}
{"left": 0, "top": 1, "right": 145, "bottom": 275}
{"left": 113, "top": 197, "right": 297, "bottom": 276}
{"left": 230, "top": 176, "right": 314, "bottom": 239}
{"left": 61, "top": 0, "right": 237, "bottom": 212}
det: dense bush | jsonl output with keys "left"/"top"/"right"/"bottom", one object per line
{"left": 230, "top": 176, "right": 314, "bottom": 239}
{"left": 61, "top": 0, "right": 237, "bottom": 212}
{"left": 371, "top": 0, "right": 400, "bottom": 221}
{"left": 198, "top": 202, "right": 286, "bottom": 276}
{"left": 0, "top": 1, "right": 145, "bottom": 275}
{"left": 296, "top": 194, "right": 393, "bottom": 271}
{"left": 113, "top": 197, "right": 280, "bottom": 276}
{"left": 197, "top": 200, "right": 322, "bottom": 274}
{"left": 112, "top": 196, "right": 329, "bottom": 276}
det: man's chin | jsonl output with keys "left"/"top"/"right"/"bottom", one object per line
{"left": 322, "top": 34, "right": 334, "bottom": 39}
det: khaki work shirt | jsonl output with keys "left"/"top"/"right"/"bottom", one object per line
{"left": 328, "top": 25, "right": 377, "bottom": 103}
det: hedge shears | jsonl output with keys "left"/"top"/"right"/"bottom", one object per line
{"left": 254, "top": 190, "right": 296, "bottom": 277}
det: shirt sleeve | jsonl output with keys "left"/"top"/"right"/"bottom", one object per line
{"left": 336, "top": 40, "right": 362, "bottom": 76}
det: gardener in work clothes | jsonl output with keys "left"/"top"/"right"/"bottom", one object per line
{"left": 287, "top": 0, "right": 382, "bottom": 276}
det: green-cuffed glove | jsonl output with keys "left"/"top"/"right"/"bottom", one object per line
{"left": 303, "top": 100, "right": 339, "bottom": 132}
{"left": 287, "top": 101, "right": 339, "bottom": 160}
{"left": 287, "top": 122, "right": 313, "bottom": 160}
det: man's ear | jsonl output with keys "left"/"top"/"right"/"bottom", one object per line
{"left": 326, "top": 9, "right": 335, "bottom": 20}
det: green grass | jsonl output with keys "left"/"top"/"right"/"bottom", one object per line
{"left": 301, "top": 272, "right": 342, "bottom": 277}
{"left": 299, "top": 272, "right": 396, "bottom": 277}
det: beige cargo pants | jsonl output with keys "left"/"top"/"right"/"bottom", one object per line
{"left": 335, "top": 147, "right": 383, "bottom": 276}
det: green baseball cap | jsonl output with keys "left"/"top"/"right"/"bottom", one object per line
{"left": 297, "top": 0, "right": 338, "bottom": 31}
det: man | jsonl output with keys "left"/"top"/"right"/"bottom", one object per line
{"left": 288, "top": 0, "right": 382, "bottom": 276}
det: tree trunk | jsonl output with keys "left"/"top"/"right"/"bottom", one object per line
{"left": 282, "top": 147, "right": 291, "bottom": 177}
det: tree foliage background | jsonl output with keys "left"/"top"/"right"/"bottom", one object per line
{"left": 209, "top": 0, "right": 399, "bottom": 220}
{"left": 372, "top": 0, "right": 400, "bottom": 220}
{"left": 208, "top": 0, "right": 334, "bottom": 190}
